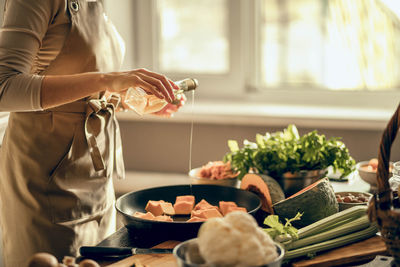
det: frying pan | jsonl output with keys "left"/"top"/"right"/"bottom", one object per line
{"left": 116, "top": 184, "right": 261, "bottom": 244}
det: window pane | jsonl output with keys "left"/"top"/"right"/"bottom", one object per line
{"left": 261, "top": 0, "right": 400, "bottom": 91}
{"left": 325, "top": 0, "right": 400, "bottom": 90}
{"left": 262, "top": 0, "right": 280, "bottom": 86}
{"left": 261, "top": 0, "right": 324, "bottom": 87}
{"left": 287, "top": 0, "right": 323, "bottom": 85}
{"left": 157, "top": 0, "right": 229, "bottom": 74}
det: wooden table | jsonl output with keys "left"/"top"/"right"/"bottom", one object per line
{"left": 94, "top": 227, "right": 387, "bottom": 267}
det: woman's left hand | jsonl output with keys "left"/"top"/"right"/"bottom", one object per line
{"left": 152, "top": 94, "right": 186, "bottom": 117}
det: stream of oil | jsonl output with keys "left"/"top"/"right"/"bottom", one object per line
{"left": 188, "top": 90, "right": 195, "bottom": 196}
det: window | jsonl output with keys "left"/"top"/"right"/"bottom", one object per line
{"left": 105, "top": 0, "right": 400, "bottom": 111}
{"left": 157, "top": 0, "right": 229, "bottom": 74}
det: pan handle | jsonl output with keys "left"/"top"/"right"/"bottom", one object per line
{"left": 80, "top": 246, "right": 133, "bottom": 257}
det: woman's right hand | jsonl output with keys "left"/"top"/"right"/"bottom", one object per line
{"left": 105, "top": 68, "right": 179, "bottom": 103}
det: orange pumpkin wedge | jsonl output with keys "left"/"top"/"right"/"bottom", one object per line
{"left": 240, "top": 173, "right": 285, "bottom": 214}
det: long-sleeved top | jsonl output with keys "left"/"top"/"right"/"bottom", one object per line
{"left": 0, "top": 0, "right": 70, "bottom": 111}
{"left": 0, "top": 0, "right": 124, "bottom": 112}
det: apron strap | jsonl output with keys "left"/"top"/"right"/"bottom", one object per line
{"left": 85, "top": 96, "right": 125, "bottom": 179}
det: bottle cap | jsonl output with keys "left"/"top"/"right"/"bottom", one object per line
{"left": 188, "top": 78, "right": 199, "bottom": 90}
{"left": 176, "top": 78, "right": 199, "bottom": 91}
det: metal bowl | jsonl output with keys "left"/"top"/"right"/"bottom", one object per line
{"left": 173, "top": 238, "right": 284, "bottom": 267}
{"left": 277, "top": 169, "right": 327, "bottom": 197}
{"left": 116, "top": 184, "right": 261, "bottom": 244}
{"left": 189, "top": 168, "right": 239, "bottom": 188}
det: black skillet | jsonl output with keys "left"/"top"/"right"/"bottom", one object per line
{"left": 116, "top": 184, "right": 261, "bottom": 244}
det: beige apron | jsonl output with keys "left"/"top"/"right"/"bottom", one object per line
{"left": 0, "top": 0, "right": 125, "bottom": 266}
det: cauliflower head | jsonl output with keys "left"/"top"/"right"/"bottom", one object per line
{"left": 197, "top": 211, "right": 278, "bottom": 266}
{"left": 197, "top": 217, "right": 242, "bottom": 266}
{"left": 224, "top": 210, "right": 259, "bottom": 234}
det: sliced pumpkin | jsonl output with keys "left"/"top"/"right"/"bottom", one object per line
{"left": 240, "top": 173, "right": 285, "bottom": 214}
{"left": 273, "top": 177, "right": 338, "bottom": 227}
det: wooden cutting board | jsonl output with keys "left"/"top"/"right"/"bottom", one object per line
{"left": 106, "top": 241, "right": 180, "bottom": 267}
{"left": 291, "top": 235, "right": 388, "bottom": 267}
{"left": 106, "top": 236, "right": 387, "bottom": 267}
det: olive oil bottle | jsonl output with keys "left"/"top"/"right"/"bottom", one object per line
{"left": 124, "top": 78, "right": 198, "bottom": 115}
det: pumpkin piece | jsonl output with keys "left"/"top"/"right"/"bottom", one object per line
{"left": 133, "top": 211, "right": 156, "bottom": 220}
{"left": 191, "top": 208, "right": 223, "bottom": 219}
{"left": 219, "top": 201, "right": 238, "bottom": 216}
{"left": 187, "top": 216, "right": 207, "bottom": 222}
{"left": 174, "top": 195, "right": 195, "bottom": 215}
{"left": 191, "top": 209, "right": 216, "bottom": 218}
{"left": 273, "top": 177, "right": 338, "bottom": 227}
{"left": 176, "top": 195, "right": 195, "bottom": 203}
{"left": 240, "top": 173, "right": 285, "bottom": 214}
{"left": 159, "top": 202, "right": 175, "bottom": 215}
{"left": 145, "top": 200, "right": 175, "bottom": 216}
{"left": 225, "top": 206, "right": 247, "bottom": 215}
{"left": 154, "top": 215, "right": 173, "bottom": 222}
{"left": 194, "top": 199, "right": 218, "bottom": 211}
{"left": 145, "top": 200, "right": 164, "bottom": 216}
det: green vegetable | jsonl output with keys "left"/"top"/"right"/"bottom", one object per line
{"left": 296, "top": 205, "right": 368, "bottom": 239}
{"left": 263, "top": 212, "right": 302, "bottom": 241}
{"left": 285, "top": 215, "right": 371, "bottom": 250}
{"left": 279, "top": 205, "right": 376, "bottom": 261}
{"left": 223, "top": 124, "right": 355, "bottom": 180}
{"left": 283, "top": 223, "right": 378, "bottom": 260}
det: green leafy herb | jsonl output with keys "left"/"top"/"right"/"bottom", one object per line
{"left": 263, "top": 212, "right": 303, "bottom": 241}
{"left": 223, "top": 124, "right": 355, "bottom": 180}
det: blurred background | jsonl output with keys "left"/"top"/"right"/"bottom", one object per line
{"left": 102, "top": 0, "right": 400, "bottom": 179}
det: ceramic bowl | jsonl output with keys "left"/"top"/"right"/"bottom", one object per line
{"left": 173, "top": 238, "right": 284, "bottom": 267}
{"left": 189, "top": 168, "right": 239, "bottom": 188}
{"left": 357, "top": 161, "right": 393, "bottom": 192}
{"left": 335, "top": 191, "right": 373, "bottom": 211}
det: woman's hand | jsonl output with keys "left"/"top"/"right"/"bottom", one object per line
{"left": 152, "top": 94, "right": 186, "bottom": 117}
{"left": 106, "top": 68, "right": 179, "bottom": 103}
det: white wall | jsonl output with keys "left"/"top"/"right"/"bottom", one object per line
{"left": 118, "top": 120, "right": 400, "bottom": 174}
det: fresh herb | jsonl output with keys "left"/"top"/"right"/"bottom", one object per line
{"left": 223, "top": 124, "right": 355, "bottom": 180}
{"left": 263, "top": 212, "right": 303, "bottom": 241}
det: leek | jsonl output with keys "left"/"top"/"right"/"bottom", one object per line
{"left": 285, "top": 215, "right": 371, "bottom": 250}
{"left": 297, "top": 205, "right": 367, "bottom": 239}
{"left": 284, "top": 223, "right": 378, "bottom": 260}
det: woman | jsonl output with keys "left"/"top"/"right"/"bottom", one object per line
{"left": 0, "top": 0, "right": 182, "bottom": 266}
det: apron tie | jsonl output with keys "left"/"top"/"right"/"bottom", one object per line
{"left": 85, "top": 95, "right": 125, "bottom": 179}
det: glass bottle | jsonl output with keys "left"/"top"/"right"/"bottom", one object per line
{"left": 124, "top": 78, "right": 198, "bottom": 115}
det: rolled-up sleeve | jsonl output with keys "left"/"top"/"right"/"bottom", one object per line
{"left": 0, "top": 0, "right": 58, "bottom": 111}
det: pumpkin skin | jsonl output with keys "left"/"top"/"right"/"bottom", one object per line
{"left": 273, "top": 177, "right": 339, "bottom": 228}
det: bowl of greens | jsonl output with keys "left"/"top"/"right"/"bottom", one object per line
{"left": 223, "top": 125, "right": 356, "bottom": 196}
